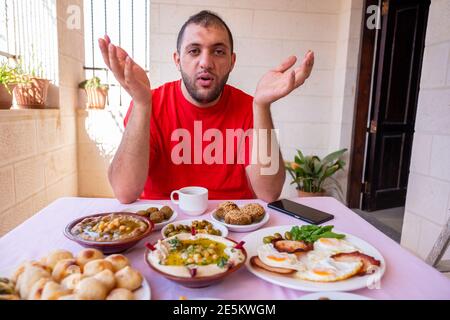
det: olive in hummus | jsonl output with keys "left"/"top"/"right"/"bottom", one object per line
{"left": 71, "top": 213, "right": 148, "bottom": 242}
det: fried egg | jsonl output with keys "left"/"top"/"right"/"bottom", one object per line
{"left": 296, "top": 251, "right": 363, "bottom": 282}
{"left": 313, "top": 238, "right": 359, "bottom": 255}
{"left": 257, "top": 244, "right": 305, "bottom": 271}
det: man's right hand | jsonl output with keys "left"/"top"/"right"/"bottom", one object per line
{"left": 98, "top": 35, "right": 151, "bottom": 106}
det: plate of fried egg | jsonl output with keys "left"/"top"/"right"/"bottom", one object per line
{"left": 243, "top": 225, "right": 385, "bottom": 292}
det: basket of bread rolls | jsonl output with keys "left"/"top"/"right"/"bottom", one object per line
{"left": 0, "top": 248, "right": 147, "bottom": 300}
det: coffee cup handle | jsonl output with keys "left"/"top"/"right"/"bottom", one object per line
{"left": 170, "top": 190, "right": 179, "bottom": 205}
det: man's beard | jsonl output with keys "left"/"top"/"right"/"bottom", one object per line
{"left": 180, "top": 68, "right": 230, "bottom": 104}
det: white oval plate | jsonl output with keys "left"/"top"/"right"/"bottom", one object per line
{"left": 160, "top": 218, "right": 228, "bottom": 239}
{"left": 210, "top": 209, "right": 270, "bottom": 233}
{"left": 297, "top": 291, "right": 372, "bottom": 300}
{"left": 242, "top": 225, "right": 386, "bottom": 292}
{"left": 123, "top": 203, "right": 178, "bottom": 231}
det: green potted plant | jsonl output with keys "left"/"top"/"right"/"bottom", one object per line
{"left": 12, "top": 57, "right": 50, "bottom": 109}
{"left": 285, "top": 148, "right": 347, "bottom": 199}
{"left": 79, "top": 76, "right": 109, "bottom": 109}
{"left": 0, "top": 60, "right": 20, "bottom": 109}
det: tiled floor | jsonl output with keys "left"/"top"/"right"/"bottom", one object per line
{"left": 352, "top": 207, "right": 405, "bottom": 243}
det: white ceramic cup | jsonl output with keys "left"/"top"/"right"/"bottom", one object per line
{"left": 170, "top": 187, "right": 209, "bottom": 216}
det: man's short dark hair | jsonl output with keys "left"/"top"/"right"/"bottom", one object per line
{"left": 176, "top": 10, "right": 234, "bottom": 53}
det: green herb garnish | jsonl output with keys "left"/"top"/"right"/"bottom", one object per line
{"left": 290, "top": 225, "right": 345, "bottom": 243}
{"left": 167, "top": 237, "right": 181, "bottom": 250}
{"left": 217, "top": 257, "right": 228, "bottom": 268}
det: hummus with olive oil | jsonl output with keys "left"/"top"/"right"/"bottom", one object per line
{"left": 147, "top": 233, "right": 245, "bottom": 278}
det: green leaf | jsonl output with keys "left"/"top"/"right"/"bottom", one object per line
{"left": 321, "top": 149, "right": 347, "bottom": 166}
{"left": 296, "top": 149, "right": 305, "bottom": 162}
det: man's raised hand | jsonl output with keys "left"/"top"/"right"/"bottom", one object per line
{"left": 98, "top": 35, "right": 151, "bottom": 106}
{"left": 254, "top": 51, "right": 314, "bottom": 107}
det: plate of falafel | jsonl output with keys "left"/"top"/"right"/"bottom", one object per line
{"left": 210, "top": 201, "right": 269, "bottom": 233}
{"left": 123, "top": 204, "right": 177, "bottom": 231}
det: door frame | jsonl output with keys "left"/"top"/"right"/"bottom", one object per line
{"left": 347, "top": 0, "right": 380, "bottom": 208}
{"left": 347, "top": 0, "right": 430, "bottom": 209}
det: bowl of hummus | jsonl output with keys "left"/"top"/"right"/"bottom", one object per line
{"left": 145, "top": 233, "right": 247, "bottom": 288}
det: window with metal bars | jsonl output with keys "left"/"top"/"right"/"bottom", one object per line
{"left": 0, "top": 0, "right": 58, "bottom": 82}
{"left": 84, "top": 0, "right": 150, "bottom": 108}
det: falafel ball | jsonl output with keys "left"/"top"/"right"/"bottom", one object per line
{"left": 214, "top": 207, "right": 226, "bottom": 220}
{"left": 218, "top": 201, "right": 239, "bottom": 213}
{"left": 241, "top": 203, "right": 266, "bottom": 222}
{"left": 149, "top": 211, "right": 165, "bottom": 223}
{"left": 146, "top": 207, "right": 159, "bottom": 214}
{"left": 159, "top": 206, "right": 174, "bottom": 220}
{"left": 224, "top": 209, "right": 252, "bottom": 225}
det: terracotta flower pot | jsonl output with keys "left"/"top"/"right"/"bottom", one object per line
{"left": 0, "top": 84, "right": 16, "bottom": 109}
{"left": 85, "top": 87, "right": 108, "bottom": 109}
{"left": 13, "top": 78, "right": 49, "bottom": 108}
{"left": 297, "top": 189, "right": 326, "bottom": 197}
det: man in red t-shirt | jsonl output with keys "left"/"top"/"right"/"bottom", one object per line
{"left": 98, "top": 10, "right": 314, "bottom": 203}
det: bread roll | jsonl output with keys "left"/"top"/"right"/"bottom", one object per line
{"left": 83, "top": 259, "right": 114, "bottom": 277}
{"left": 61, "top": 273, "right": 84, "bottom": 291}
{"left": 93, "top": 269, "right": 116, "bottom": 292}
{"left": 115, "top": 266, "right": 143, "bottom": 291}
{"left": 52, "top": 259, "right": 81, "bottom": 282}
{"left": 14, "top": 261, "right": 50, "bottom": 285}
{"left": 44, "top": 250, "right": 74, "bottom": 269}
{"left": 105, "top": 254, "right": 129, "bottom": 272}
{"left": 106, "top": 288, "right": 135, "bottom": 300}
{"left": 41, "top": 281, "right": 71, "bottom": 300}
{"left": 17, "top": 265, "right": 51, "bottom": 299}
{"left": 28, "top": 277, "right": 51, "bottom": 300}
{"left": 75, "top": 278, "right": 108, "bottom": 300}
{"left": 76, "top": 249, "right": 104, "bottom": 268}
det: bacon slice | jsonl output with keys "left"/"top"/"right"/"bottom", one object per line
{"left": 250, "top": 256, "right": 296, "bottom": 275}
{"left": 331, "top": 251, "right": 381, "bottom": 275}
{"left": 273, "top": 240, "right": 313, "bottom": 253}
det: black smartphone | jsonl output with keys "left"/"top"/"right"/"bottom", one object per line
{"left": 267, "top": 199, "right": 334, "bottom": 225}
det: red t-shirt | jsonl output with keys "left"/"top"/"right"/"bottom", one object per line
{"left": 124, "top": 80, "right": 255, "bottom": 200}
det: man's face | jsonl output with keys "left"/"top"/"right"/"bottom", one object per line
{"left": 174, "top": 23, "right": 236, "bottom": 105}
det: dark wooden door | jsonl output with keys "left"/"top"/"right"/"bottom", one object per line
{"left": 363, "top": 0, "right": 430, "bottom": 211}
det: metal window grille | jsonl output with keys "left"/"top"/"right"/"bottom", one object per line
{"left": 83, "top": 0, "right": 150, "bottom": 108}
{"left": 0, "top": 0, "right": 58, "bottom": 82}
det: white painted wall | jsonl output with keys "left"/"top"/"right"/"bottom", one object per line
{"left": 401, "top": 0, "right": 450, "bottom": 260}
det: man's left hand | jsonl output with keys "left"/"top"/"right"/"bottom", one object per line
{"left": 254, "top": 51, "right": 314, "bottom": 107}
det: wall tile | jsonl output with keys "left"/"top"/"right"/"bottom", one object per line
{"left": 45, "top": 146, "right": 77, "bottom": 186}
{"left": 400, "top": 211, "right": 422, "bottom": 255}
{"left": 417, "top": 217, "right": 450, "bottom": 260}
{"left": 430, "top": 135, "right": 450, "bottom": 181}
{"left": 415, "top": 88, "right": 450, "bottom": 135}
{"left": 0, "top": 198, "right": 35, "bottom": 236}
{"left": 0, "top": 120, "right": 37, "bottom": 167}
{"left": 409, "top": 133, "right": 432, "bottom": 175}
{"left": 253, "top": 10, "right": 338, "bottom": 41}
{"left": 420, "top": 42, "right": 449, "bottom": 88}
{"left": 0, "top": 166, "right": 15, "bottom": 212}
{"left": 14, "top": 156, "right": 46, "bottom": 203}
{"left": 405, "top": 173, "right": 450, "bottom": 226}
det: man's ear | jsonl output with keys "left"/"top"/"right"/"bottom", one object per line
{"left": 230, "top": 52, "right": 236, "bottom": 72}
{"left": 173, "top": 51, "right": 181, "bottom": 71}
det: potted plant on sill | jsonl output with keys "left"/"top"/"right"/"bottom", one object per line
{"left": 79, "top": 76, "right": 109, "bottom": 109}
{"left": 12, "top": 58, "right": 50, "bottom": 109}
{"left": 285, "top": 148, "right": 347, "bottom": 199}
{"left": 0, "top": 60, "right": 20, "bottom": 109}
